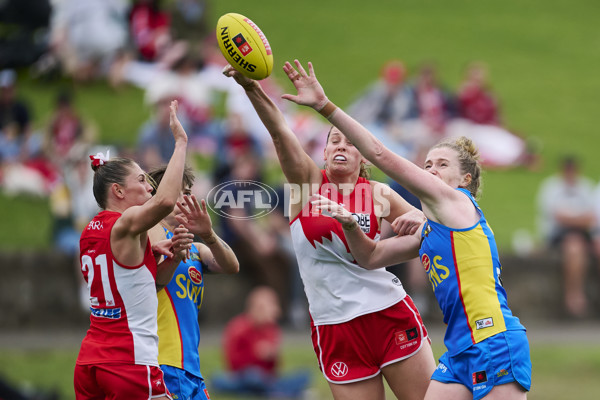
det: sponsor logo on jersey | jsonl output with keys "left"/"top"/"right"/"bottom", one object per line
{"left": 232, "top": 33, "right": 253, "bottom": 56}
{"left": 472, "top": 370, "right": 488, "bottom": 384}
{"left": 90, "top": 307, "right": 121, "bottom": 319}
{"left": 475, "top": 317, "right": 494, "bottom": 330}
{"left": 330, "top": 361, "right": 348, "bottom": 378}
{"left": 423, "top": 222, "right": 432, "bottom": 236}
{"left": 421, "top": 254, "right": 431, "bottom": 272}
{"left": 188, "top": 266, "right": 203, "bottom": 284}
{"left": 391, "top": 277, "right": 403, "bottom": 286}
{"left": 352, "top": 212, "right": 371, "bottom": 233}
{"left": 87, "top": 220, "right": 104, "bottom": 230}
{"left": 497, "top": 369, "right": 509, "bottom": 378}
{"left": 395, "top": 327, "right": 418, "bottom": 348}
{"left": 423, "top": 254, "right": 450, "bottom": 289}
{"left": 436, "top": 362, "right": 448, "bottom": 373}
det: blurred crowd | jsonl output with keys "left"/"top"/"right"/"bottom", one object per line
{"left": 2, "top": 0, "right": 597, "bottom": 325}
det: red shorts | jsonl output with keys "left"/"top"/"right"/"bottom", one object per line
{"left": 74, "top": 363, "right": 172, "bottom": 400}
{"left": 311, "top": 296, "right": 429, "bottom": 384}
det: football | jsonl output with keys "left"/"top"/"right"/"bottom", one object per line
{"left": 216, "top": 13, "right": 273, "bottom": 80}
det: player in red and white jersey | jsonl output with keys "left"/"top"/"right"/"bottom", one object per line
{"left": 74, "top": 100, "right": 192, "bottom": 400}
{"left": 224, "top": 66, "right": 435, "bottom": 400}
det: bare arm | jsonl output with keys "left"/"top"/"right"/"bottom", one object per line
{"left": 115, "top": 101, "right": 188, "bottom": 236}
{"left": 222, "top": 66, "right": 321, "bottom": 187}
{"left": 195, "top": 238, "right": 239, "bottom": 274}
{"left": 280, "top": 60, "right": 465, "bottom": 220}
{"left": 174, "top": 195, "right": 239, "bottom": 274}
{"left": 311, "top": 195, "right": 421, "bottom": 269}
{"left": 150, "top": 224, "right": 194, "bottom": 290}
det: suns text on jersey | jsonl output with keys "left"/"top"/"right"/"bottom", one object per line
{"left": 421, "top": 253, "right": 450, "bottom": 289}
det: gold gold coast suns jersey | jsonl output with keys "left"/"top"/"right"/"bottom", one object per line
{"left": 419, "top": 188, "right": 525, "bottom": 355}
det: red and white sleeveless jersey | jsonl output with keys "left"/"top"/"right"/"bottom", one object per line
{"left": 290, "top": 171, "right": 406, "bottom": 326}
{"left": 77, "top": 210, "right": 159, "bottom": 366}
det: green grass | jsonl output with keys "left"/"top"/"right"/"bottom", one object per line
{"left": 2, "top": 0, "right": 600, "bottom": 251}
{"left": 2, "top": 342, "right": 600, "bottom": 399}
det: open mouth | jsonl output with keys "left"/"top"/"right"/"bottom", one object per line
{"left": 334, "top": 155, "right": 347, "bottom": 162}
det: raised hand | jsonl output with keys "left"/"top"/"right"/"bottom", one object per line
{"left": 310, "top": 194, "right": 356, "bottom": 227}
{"left": 169, "top": 100, "right": 188, "bottom": 144}
{"left": 152, "top": 239, "right": 176, "bottom": 259}
{"left": 390, "top": 208, "right": 426, "bottom": 236}
{"left": 222, "top": 64, "right": 256, "bottom": 89}
{"left": 281, "top": 60, "right": 329, "bottom": 110}
{"left": 170, "top": 224, "right": 194, "bottom": 262}
{"left": 175, "top": 195, "right": 213, "bottom": 238}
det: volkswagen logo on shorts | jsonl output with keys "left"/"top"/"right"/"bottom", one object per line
{"left": 330, "top": 361, "right": 348, "bottom": 378}
{"left": 207, "top": 180, "right": 279, "bottom": 220}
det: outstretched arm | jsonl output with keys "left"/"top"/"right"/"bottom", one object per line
{"left": 311, "top": 195, "right": 421, "bottom": 269}
{"left": 222, "top": 66, "right": 321, "bottom": 187}
{"left": 281, "top": 60, "right": 455, "bottom": 211}
{"left": 116, "top": 101, "right": 188, "bottom": 235}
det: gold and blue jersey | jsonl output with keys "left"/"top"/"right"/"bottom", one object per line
{"left": 157, "top": 230, "right": 206, "bottom": 378}
{"left": 419, "top": 188, "right": 524, "bottom": 355}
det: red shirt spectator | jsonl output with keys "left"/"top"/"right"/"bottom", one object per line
{"left": 129, "top": 0, "right": 170, "bottom": 61}
{"left": 458, "top": 62, "right": 500, "bottom": 125}
{"left": 222, "top": 286, "right": 282, "bottom": 376}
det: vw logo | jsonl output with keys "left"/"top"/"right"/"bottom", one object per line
{"left": 330, "top": 361, "right": 348, "bottom": 378}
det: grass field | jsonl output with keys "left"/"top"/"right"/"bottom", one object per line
{"left": 2, "top": 331, "right": 600, "bottom": 400}
{"left": 2, "top": 0, "right": 600, "bottom": 251}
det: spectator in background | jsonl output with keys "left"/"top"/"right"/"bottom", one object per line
{"left": 137, "top": 94, "right": 191, "bottom": 169}
{"left": 128, "top": 0, "right": 171, "bottom": 62}
{"left": 348, "top": 59, "right": 419, "bottom": 160}
{"left": 413, "top": 61, "right": 456, "bottom": 141}
{"left": 212, "top": 112, "right": 262, "bottom": 183}
{"left": 0, "top": 69, "right": 58, "bottom": 195}
{"left": 169, "top": 0, "right": 210, "bottom": 45}
{"left": 446, "top": 61, "right": 537, "bottom": 169}
{"left": 43, "top": 90, "right": 96, "bottom": 171}
{"left": 47, "top": 0, "right": 129, "bottom": 81}
{"left": 211, "top": 286, "right": 311, "bottom": 399}
{"left": 457, "top": 61, "right": 500, "bottom": 126}
{"left": 537, "top": 155, "right": 598, "bottom": 318}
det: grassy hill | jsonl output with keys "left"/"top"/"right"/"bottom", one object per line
{"left": 2, "top": 0, "right": 600, "bottom": 251}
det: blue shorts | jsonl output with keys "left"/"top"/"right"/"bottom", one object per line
{"left": 161, "top": 365, "right": 210, "bottom": 400}
{"left": 431, "top": 330, "right": 531, "bottom": 400}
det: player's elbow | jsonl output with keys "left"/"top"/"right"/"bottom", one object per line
{"left": 355, "top": 256, "right": 381, "bottom": 270}
{"left": 225, "top": 260, "right": 240, "bottom": 274}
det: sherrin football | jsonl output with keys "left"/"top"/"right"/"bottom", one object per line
{"left": 216, "top": 13, "right": 273, "bottom": 80}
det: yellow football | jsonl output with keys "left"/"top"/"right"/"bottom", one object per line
{"left": 216, "top": 13, "right": 273, "bottom": 80}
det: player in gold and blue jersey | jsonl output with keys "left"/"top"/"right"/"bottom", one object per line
{"left": 288, "top": 60, "right": 531, "bottom": 400}
{"left": 149, "top": 166, "right": 239, "bottom": 400}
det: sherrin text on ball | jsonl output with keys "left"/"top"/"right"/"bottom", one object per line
{"left": 216, "top": 13, "right": 273, "bottom": 80}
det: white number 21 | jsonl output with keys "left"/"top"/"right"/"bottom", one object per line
{"left": 81, "top": 254, "right": 116, "bottom": 307}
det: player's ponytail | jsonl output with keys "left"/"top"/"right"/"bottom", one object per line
{"left": 89, "top": 153, "right": 136, "bottom": 209}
